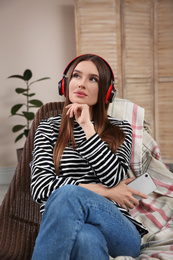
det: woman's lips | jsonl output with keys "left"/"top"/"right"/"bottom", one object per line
{"left": 74, "top": 91, "right": 87, "bottom": 97}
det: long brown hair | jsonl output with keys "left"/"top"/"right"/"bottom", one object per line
{"left": 53, "top": 54, "right": 125, "bottom": 175}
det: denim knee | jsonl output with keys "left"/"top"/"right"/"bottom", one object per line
{"left": 45, "top": 185, "right": 78, "bottom": 209}
{"left": 48, "top": 185, "right": 80, "bottom": 201}
{"left": 45, "top": 184, "right": 96, "bottom": 212}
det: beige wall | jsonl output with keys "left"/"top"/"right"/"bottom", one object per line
{"left": 0, "top": 0, "right": 76, "bottom": 173}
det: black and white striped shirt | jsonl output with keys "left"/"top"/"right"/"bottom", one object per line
{"left": 30, "top": 115, "right": 148, "bottom": 237}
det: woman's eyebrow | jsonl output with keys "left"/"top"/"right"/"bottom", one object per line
{"left": 73, "top": 69, "right": 81, "bottom": 74}
{"left": 90, "top": 73, "right": 99, "bottom": 79}
{"left": 73, "top": 69, "right": 99, "bottom": 79}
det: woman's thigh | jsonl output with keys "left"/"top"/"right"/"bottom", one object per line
{"left": 44, "top": 185, "right": 141, "bottom": 258}
{"left": 74, "top": 187, "right": 141, "bottom": 258}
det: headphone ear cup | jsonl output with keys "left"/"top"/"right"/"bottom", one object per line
{"left": 58, "top": 77, "right": 68, "bottom": 97}
{"left": 58, "top": 79, "right": 63, "bottom": 95}
{"left": 105, "top": 84, "right": 116, "bottom": 104}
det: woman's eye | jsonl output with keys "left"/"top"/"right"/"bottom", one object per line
{"left": 73, "top": 73, "right": 80, "bottom": 78}
{"left": 90, "top": 77, "right": 98, "bottom": 82}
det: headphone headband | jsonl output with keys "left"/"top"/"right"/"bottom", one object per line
{"left": 58, "top": 54, "right": 116, "bottom": 103}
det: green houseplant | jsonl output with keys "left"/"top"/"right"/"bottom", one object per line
{"left": 8, "top": 69, "right": 50, "bottom": 143}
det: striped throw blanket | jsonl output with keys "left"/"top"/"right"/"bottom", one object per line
{"left": 108, "top": 99, "right": 173, "bottom": 260}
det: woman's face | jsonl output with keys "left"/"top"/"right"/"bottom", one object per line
{"left": 69, "top": 60, "right": 99, "bottom": 107}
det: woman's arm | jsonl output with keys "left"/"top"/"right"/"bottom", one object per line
{"left": 66, "top": 103, "right": 133, "bottom": 188}
{"left": 76, "top": 124, "right": 132, "bottom": 188}
{"left": 66, "top": 103, "right": 96, "bottom": 139}
{"left": 79, "top": 180, "right": 147, "bottom": 211}
{"left": 30, "top": 119, "right": 79, "bottom": 205}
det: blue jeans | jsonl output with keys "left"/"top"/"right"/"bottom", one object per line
{"left": 32, "top": 185, "right": 141, "bottom": 260}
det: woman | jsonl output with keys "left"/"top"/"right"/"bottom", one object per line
{"left": 30, "top": 54, "right": 148, "bottom": 260}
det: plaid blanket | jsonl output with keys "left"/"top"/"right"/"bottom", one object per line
{"left": 108, "top": 99, "right": 173, "bottom": 260}
{"left": 108, "top": 98, "right": 144, "bottom": 176}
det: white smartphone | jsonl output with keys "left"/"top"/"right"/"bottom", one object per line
{"left": 127, "top": 173, "right": 157, "bottom": 200}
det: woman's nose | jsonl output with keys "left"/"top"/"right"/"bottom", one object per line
{"left": 78, "top": 77, "right": 86, "bottom": 88}
{"left": 79, "top": 84, "right": 85, "bottom": 89}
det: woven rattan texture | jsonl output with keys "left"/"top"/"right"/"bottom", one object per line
{"left": 0, "top": 102, "right": 64, "bottom": 260}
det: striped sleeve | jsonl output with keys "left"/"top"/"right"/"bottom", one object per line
{"left": 76, "top": 120, "right": 133, "bottom": 188}
{"left": 30, "top": 119, "right": 79, "bottom": 206}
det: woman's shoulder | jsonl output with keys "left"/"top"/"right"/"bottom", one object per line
{"left": 107, "top": 116, "right": 133, "bottom": 136}
{"left": 40, "top": 114, "right": 62, "bottom": 124}
{"left": 108, "top": 115, "right": 131, "bottom": 127}
{"left": 37, "top": 114, "right": 62, "bottom": 132}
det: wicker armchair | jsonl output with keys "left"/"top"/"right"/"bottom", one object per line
{"left": 0, "top": 102, "right": 65, "bottom": 260}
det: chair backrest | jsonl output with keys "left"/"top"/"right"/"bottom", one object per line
{"left": 0, "top": 102, "right": 65, "bottom": 260}
{"left": 108, "top": 98, "right": 145, "bottom": 176}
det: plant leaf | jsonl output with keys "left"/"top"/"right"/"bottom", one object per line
{"left": 11, "top": 104, "right": 23, "bottom": 115}
{"left": 15, "top": 133, "right": 24, "bottom": 143}
{"left": 22, "top": 111, "right": 35, "bottom": 120}
{"left": 29, "top": 100, "right": 43, "bottom": 107}
{"left": 24, "top": 129, "right": 30, "bottom": 137}
{"left": 23, "top": 69, "right": 32, "bottom": 81}
{"left": 15, "top": 88, "right": 27, "bottom": 93}
{"left": 30, "top": 77, "right": 50, "bottom": 85}
{"left": 8, "top": 75, "right": 24, "bottom": 80}
{"left": 23, "top": 93, "right": 35, "bottom": 97}
{"left": 12, "top": 125, "right": 26, "bottom": 132}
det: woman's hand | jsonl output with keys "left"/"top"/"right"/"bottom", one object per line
{"left": 106, "top": 178, "right": 147, "bottom": 210}
{"left": 66, "top": 103, "right": 96, "bottom": 139}
{"left": 79, "top": 178, "right": 147, "bottom": 211}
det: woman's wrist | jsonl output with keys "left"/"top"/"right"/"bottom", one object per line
{"left": 81, "top": 121, "right": 96, "bottom": 139}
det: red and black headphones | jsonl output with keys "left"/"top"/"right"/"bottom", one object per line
{"left": 58, "top": 54, "right": 116, "bottom": 104}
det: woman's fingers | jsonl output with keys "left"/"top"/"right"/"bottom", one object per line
{"left": 129, "top": 185, "right": 147, "bottom": 200}
{"left": 65, "top": 103, "right": 91, "bottom": 126}
{"left": 66, "top": 104, "right": 80, "bottom": 117}
{"left": 121, "top": 194, "right": 140, "bottom": 210}
{"left": 108, "top": 178, "right": 147, "bottom": 210}
{"left": 129, "top": 196, "right": 140, "bottom": 207}
{"left": 123, "top": 177, "right": 135, "bottom": 185}
{"left": 123, "top": 178, "right": 147, "bottom": 200}
{"left": 66, "top": 104, "right": 77, "bottom": 118}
